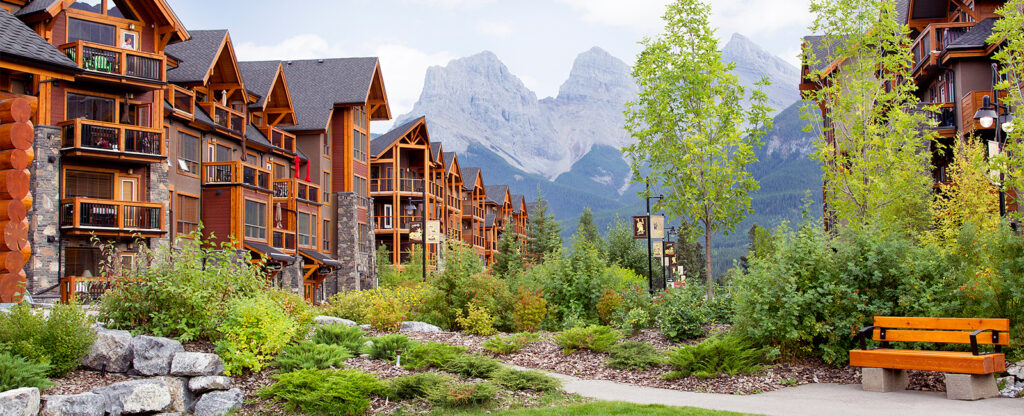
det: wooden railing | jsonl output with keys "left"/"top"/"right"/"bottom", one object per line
{"left": 463, "top": 234, "right": 485, "bottom": 248}
{"left": 60, "top": 275, "right": 111, "bottom": 304}
{"left": 202, "top": 161, "right": 270, "bottom": 190}
{"left": 273, "top": 178, "right": 320, "bottom": 203}
{"left": 429, "top": 180, "right": 443, "bottom": 199}
{"left": 61, "top": 40, "right": 164, "bottom": 82}
{"left": 59, "top": 119, "right": 163, "bottom": 157}
{"left": 263, "top": 126, "right": 295, "bottom": 152}
{"left": 199, "top": 102, "right": 246, "bottom": 136}
{"left": 59, "top": 198, "right": 163, "bottom": 232}
{"left": 447, "top": 191, "right": 462, "bottom": 210}
{"left": 910, "top": 22, "right": 974, "bottom": 73}
{"left": 462, "top": 201, "right": 483, "bottom": 218}
{"left": 167, "top": 84, "right": 194, "bottom": 115}
{"left": 374, "top": 215, "right": 418, "bottom": 230}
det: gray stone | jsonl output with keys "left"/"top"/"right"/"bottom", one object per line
{"left": 359, "top": 324, "right": 372, "bottom": 331}
{"left": 314, "top": 315, "right": 356, "bottom": 327}
{"left": 0, "top": 387, "right": 40, "bottom": 416}
{"left": 861, "top": 367, "right": 908, "bottom": 392}
{"left": 130, "top": 335, "right": 184, "bottom": 376}
{"left": 192, "top": 388, "right": 243, "bottom": 416}
{"left": 154, "top": 376, "right": 193, "bottom": 413}
{"left": 1006, "top": 363, "right": 1024, "bottom": 380}
{"left": 188, "top": 376, "right": 232, "bottom": 393}
{"left": 82, "top": 327, "right": 133, "bottom": 373}
{"left": 945, "top": 373, "right": 999, "bottom": 400}
{"left": 170, "top": 352, "right": 224, "bottom": 376}
{"left": 400, "top": 321, "right": 442, "bottom": 332}
{"left": 92, "top": 379, "right": 172, "bottom": 415}
{"left": 40, "top": 393, "right": 106, "bottom": 416}
{"left": 26, "top": 126, "right": 61, "bottom": 299}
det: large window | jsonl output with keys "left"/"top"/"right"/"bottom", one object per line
{"left": 353, "top": 130, "right": 367, "bottom": 162}
{"left": 322, "top": 172, "right": 331, "bottom": 202}
{"left": 297, "top": 212, "right": 311, "bottom": 247}
{"left": 323, "top": 219, "right": 330, "bottom": 252}
{"left": 177, "top": 194, "right": 199, "bottom": 235}
{"left": 67, "top": 18, "right": 115, "bottom": 46}
{"left": 178, "top": 133, "right": 199, "bottom": 174}
{"left": 65, "top": 170, "right": 113, "bottom": 199}
{"left": 244, "top": 200, "right": 267, "bottom": 240}
{"left": 66, "top": 93, "right": 114, "bottom": 122}
{"left": 65, "top": 247, "right": 102, "bottom": 277}
{"left": 354, "top": 176, "right": 367, "bottom": 198}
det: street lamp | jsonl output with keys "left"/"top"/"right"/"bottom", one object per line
{"left": 665, "top": 225, "right": 678, "bottom": 288}
{"left": 973, "top": 63, "right": 1015, "bottom": 217}
{"left": 404, "top": 192, "right": 427, "bottom": 281}
{"left": 644, "top": 181, "right": 664, "bottom": 295}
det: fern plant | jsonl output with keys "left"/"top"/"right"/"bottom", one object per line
{"left": 273, "top": 341, "right": 352, "bottom": 372}
{"left": 311, "top": 324, "right": 365, "bottom": 352}
{"left": 663, "top": 333, "right": 768, "bottom": 379}
{"left": 0, "top": 352, "right": 53, "bottom": 391}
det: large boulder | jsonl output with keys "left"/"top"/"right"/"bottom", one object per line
{"left": 0, "top": 387, "right": 39, "bottom": 416}
{"left": 92, "top": 379, "right": 171, "bottom": 415}
{"left": 314, "top": 315, "right": 356, "bottom": 326}
{"left": 170, "top": 352, "right": 224, "bottom": 377}
{"left": 154, "top": 376, "right": 194, "bottom": 414}
{"left": 82, "top": 327, "right": 133, "bottom": 373}
{"left": 39, "top": 393, "right": 106, "bottom": 416}
{"left": 130, "top": 336, "right": 184, "bottom": 376}
{"left": 188, "top": 376, "right": 232, "bottom": 393}
{"left": 192, "top": 388, "right": 243, "bottom": 416}
{"left": 1007, "top": 363, "right": 1024, "bottom": 380}
{"left": 401, "top": 321, "right": 442, "bottom": 332}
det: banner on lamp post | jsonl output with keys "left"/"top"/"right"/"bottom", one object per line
{"left": 632, "top": 216, "right": 648, "bottom": 239}
{"left": 652, "top": 241, "right": 663, "bottom": 257}
{"left": 425, "top": 220, "right": 442, "bottom": 244}
{"left": 650, "top": 215, "right": 665, "bottom": 239}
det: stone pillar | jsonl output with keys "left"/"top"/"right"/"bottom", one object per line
{"left": 279, "top": 256, "right": 303, "bottom": 295}
{"left": 147, "top": 161, "right": 170, "bottom": 249}
{"left": 861, "top": 367, "right": 908, "bottom": 392}
{"left": 27, "top": 126, "right": 61, "bottom": 300}
{"left": 333, "top": 193, "right": 376, "bottom": 294}
{"left": 945, "top": 373, "right": 999, "bottom": 400}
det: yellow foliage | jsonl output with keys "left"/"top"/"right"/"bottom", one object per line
{"left": 924, "top": 139, "right": 999, "bottom": 250}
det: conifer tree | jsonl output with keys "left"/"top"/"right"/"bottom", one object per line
{"left": 492, "top": 221, "right": 525, "bottom": 279}
{"left": 526, "top": 191, "right": 562, "bottom": 260}
{"left": 574, "top": 208, "right": 604, "bottom": 255}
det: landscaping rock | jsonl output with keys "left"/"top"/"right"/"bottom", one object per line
{"left": 82, "top": 327, "right": 133, "bottom": 373}
{"left": 192, "top": 388, "right": 243, "bottom": 416}
{"left": 131, "top": 335, "right": 184, "bottom": 376}
{"left": 39, "top": 393, "right": 106, "bottom": 416}
{"left": 359, "top": 324, "right": 372, "bottom": 331}
{"left": 154, "top": 376, "right": 193, "bottom": 413}
{"left": 0, "top": 387, "right": 39, "bottom": 416}
{"left": 92, "top": 379, "right": 171, "bottom": 415}
{"left": 188, "top": 376, "right": 231, "bottom": 393}
{"left": 1007, "top": 363, "right": 1024, "bottom": 380}
{"left": 170, "top": 352, "right": 224, "bottom": 376}
{"left": 401, "top": 321, "right": 442, "bottom": 332}
{"left": 314, "top": 315, "right": 356, "bottom": 326}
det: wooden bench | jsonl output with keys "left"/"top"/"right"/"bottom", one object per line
{"left": 849, "top": 316, "right": 1010, "bottom": 400}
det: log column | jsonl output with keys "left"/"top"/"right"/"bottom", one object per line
{"left": 0, "top": 97, "right": 35, "bottom": 302}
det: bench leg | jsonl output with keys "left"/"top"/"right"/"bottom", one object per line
{"left": 944, "top": 373, "right": 998, "bottom": 400}
{"left": 861, "top": 367, "right": 908, "bottom": 392}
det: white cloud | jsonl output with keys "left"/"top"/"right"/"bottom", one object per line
{"left": 405, "top": 0, "right": 493, "bottom": 8}
{"left": 558, "top": 0, "right": 668, "bottom": 33}
{"left": 234, "top": 34, "right": 346, "bottom": 61}
{"left": 476, "top": 19, "right": 514, "bottom": 37}
{"left": 558, "top": 0, "right": 812, "bottom": 38}
{"left": 374, "top": 44, "right": 456, "bottom": 132}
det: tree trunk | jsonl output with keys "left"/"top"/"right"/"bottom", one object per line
{"left": 704, "top": 223, "right": 713, "bottom": 298}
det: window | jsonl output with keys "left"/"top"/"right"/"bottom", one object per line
{"left": 358, "top": 224, "right": 369, "bottom": 253}
{"left": 353, "top": 130, "right": 367, "bottom": 162}
{"left": 353, "top": 106, "right": 367, "bottom": 129}
{"left": 67, "top": 18, "right": 115, "bottom": 46}
{"left": 382, "top": 204, "right": 392, "bottom": 229}
{"left": 298, "top": 212, "right": 311, "bottom": 247}
{"left": 323, "top": 172, "right": 331, "bottom": 201}
{"left": 216, "top": 144, "right": 231, "bottom": 162}
{"left": 65, "top": 247, "right": 101, "bottom": 277}
{"left": 65, "top": 170, "right": 113, "bottom": 199}
{"left": 178, "top": 133, "right": 199, "bottom": 174}
{"left": 274, "top": 163, "right": 288, "bottom": 180}
{"left": 66, "top": 93, "right": 114, "bottom": 122}
{"left": 244, "top": 200, "right": 267, "bottom": 240}
{"left": 354, "top": 176, "right": 367, "bottom": 198}
{"left": 177, "top": 194, "right": 199, "bottom": 235}
{"left": 323, "top": 134, "right": 330, "bottom": 154}
{"left": 323, "top": 219, "right": 330, "bottom": 252}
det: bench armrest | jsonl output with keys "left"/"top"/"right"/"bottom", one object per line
{"left": 855, "top": 326, "right": 876, "bottom": 350}
{"left": 969, "top": 329, "right": 1002, "bottom": 356}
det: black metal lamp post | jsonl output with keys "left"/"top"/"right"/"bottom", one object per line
{"left": 665, "top": 225, "right": 678, "bottom": 288}
{"left": 973, "top": 63, "right": 1016, "bottom": 217}
{"left": 404, "top": 181, "right": 428, "bottom": 281}
{"left": 645, "top": 181, "right": 664, "bottom": 295}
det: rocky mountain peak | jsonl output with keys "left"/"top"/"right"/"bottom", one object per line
{"left": 556, "top": 47, "right": 635, "bottom": 103}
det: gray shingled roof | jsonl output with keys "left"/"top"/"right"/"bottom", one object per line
{"left": 166, "top": 30, "right": 228, "bottom": 84}
{"left": 484, "top": 185, "right": 508, "bottom": 205}
{"left": 371, "top": 116, "right": 423, "bottom": 157}
{"left": 14, "top": 0, "right": 58, "bottom": 16}
{"left": 461, "top": 167, "right": 481, "bottom": 191}
{"left": 279, "top": 58, "right": 381, "bottom": 132}
{"left": 430, "top": 142, "right": 442, "bottom": 162}
{"left": 296, "top": 146, "right": 309, "bottom": 162}
{"left": 525, "top": 200, "right": 547, "bottom": 217}
{"left": 245, "top": 124, "right": 272, "bottom": 148}
{"left": 895, "top": 0, "right": 910, "bottom": 25}
{"left": 947, "top": 18, "right": 997, "bottom": 50}
{"left": 238, "top": 61, "right": 280, "bottom": 108}
{"left": 484, "top": 214, "right": 495, "bottom": 228}
{"left": 443, "top": 151, "right": 457, "bottom": 174}
{"left": 511, "top": 194, "right": 526, "bottom": 214}
{"left": 0, "top": 9, "right": 78, "bottom": 73}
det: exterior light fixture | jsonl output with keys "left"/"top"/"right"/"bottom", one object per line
{"left": 974, "top": 95, "right": 998, "bottom": 128}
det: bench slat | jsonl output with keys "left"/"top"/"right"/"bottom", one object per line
{"left": 871, "top": 329, "right": 1010, "bottom": 345}
{"left": 850, "top": 349, "right": 1005, "bottom": 374}
{"left": 873, "top": 316, "right": 1010, "bottom": 331}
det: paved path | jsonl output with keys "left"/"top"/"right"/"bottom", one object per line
{"left": 539, "top": 370, "right": 1022, "bottom": 416}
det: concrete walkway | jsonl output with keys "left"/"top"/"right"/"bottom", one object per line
{"left": 541, "top": 371, "right": 1022, "bottom": 416}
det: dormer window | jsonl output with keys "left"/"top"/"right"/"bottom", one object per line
{"left": 68, "top": 18, "right": 115, "bottom": 46}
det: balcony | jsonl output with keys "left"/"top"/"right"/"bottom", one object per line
{"left": 59, "top": 119, "right": 164, "bottom": 161}
{"left": 922, "top": 102, "right": 956, "bottom": 135}
{"left": 264, "top": 127, "right": 295, "bottom": 152}
{"left": 447, "top": 192, "right": 462, "bottom": 211}
{"left": 60, "top": 275, "right": 111, "bottom": 304}
{"left": 273, "top": 178, "right": 320, "bottom": 203}
{"left": 463, "top": 233, "right": 485, "bottom": 248}
{"left": 167, "top": 85, "right": 194, "bottom": 115}
{"left": 910, "top": 22, "right": 973, "bottom": 76}
{"left": 60, "top": 198, "right": 164, "bottom": 235}
{"left": 374, "top": 215, "right": 419, "bottom": 231}
{"left": 462, "top": 201, "right": 483, "bottom": 219}
{"left": 199, "top": 102, "right": 246, "bottom": 136}
{"left": 429, "top": 180, "right": 443, "bottom": 199}
{"left": 203, "top": 161, "right": 271, "bottom": 191}
{"left": 61, "top": 40, "right": 164, "bottom": 82}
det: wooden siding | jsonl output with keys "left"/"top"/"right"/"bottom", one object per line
{"left": 201, "top": 187, "right": 232, "bottom": 245}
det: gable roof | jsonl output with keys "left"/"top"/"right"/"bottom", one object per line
{"left": 946, "top": 18, "right": 997, "bottom": 50}
{"left": 443, "top": 151, "right": 460, "bottom": 176}
{"left": 461, "top": 167, "right": 482, "bottom": 191}
{"left": 166, "top": 30, "right": 229, "bottom": 84}
{"left": 484, "top": 185, "right": 510, "bottom": 205}
{"left": 430, "top": 142, "right": 442, "bottom": 163}
{"left": 370, "top": 116, "right": 424, "bottom": 158}
{"left": 511, "top": 194, "right": 526, "bottom": 214}
{"left": 14, "top": 0, "right": 58, "bottom": 17}
{"left": 238, "top": 61, "right": 281, "bottom": 108}
{"left": 19, "top": 0, "right": 189, "bottom": 43}
{"left": 239, "top": 60, "right": 296, "bottom": 125}
{"left": 280, "top": 58, "right": 391, "bottom": 132}
{"left": 0, "top": 8, "right": 79, "bottom": 75}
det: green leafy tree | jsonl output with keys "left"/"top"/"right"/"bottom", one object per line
{"left": 988, "top": 0, "right": 1024, "bottom": 209}
{"left": 574, "top": 208, "right": 605, "bottom": 255}
{"left": 624, "top": 0, "right": 772, "bottom": 296}
{"left": 526, "top": 190, "right": 562, "bottom": 260}
{"left": 492, "top": 221, "right": 525, "bottom": 279}
{"left": 801, "top": 0, "right": 935, "bottom": 233}
{"left": 674, "top": 223, "right": 705, "bottom": 285}
{"left": 923, "top": 139, "right": 999, "bottom": 249}
{"left": 739, "top": 224, "right": 773, "bottom": 273}
{"left": 605, "top": 215, "right": 648, "bottom": 277}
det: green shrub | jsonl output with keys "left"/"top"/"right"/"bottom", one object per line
{"left": 0, "top": 302, "right": 94, "bottom": 376}
{"left": 0, "top": 351, "right": 53, "bottom": 391}
{"left": 531, "top": 238, "right": 611, "bottom": 326}
{"left": 362, "top": 334, "right": 415, "bottom": 361}
{"left": 97, "top": 233, "right": 266, "bottom": 342}
{"left": 492, "top": 368, "right": 561, "bottom": 392}
{"left": 273, "top": 341, "right": 352, "bottom": 372}
{"left": 215, "top": 292, "right": 299, "bottom": 375}
{"left": 321, "top": 291, "right": 371, "bottom": 323}
{"left": 456, "top": 303, "right": 497, "bottom": 336}
{"left": 402, "top": 342, "right": 466, "bottom": 370}
{"left": 426, "top": 380, "right": 498, "bottom": 408}
{"left": 481, "top": 333, "right": 539, "bottom": 355}
{"left": 596, "top": 289, "right": 623, "bottom": 325}
{"left": 553, "top": 325, "right": 620, "bottom": 354}
{"left": 258, "top": 368, "right": 385, "bottom": 416}
{"left": 268, "top": 289, "right": 316, "bottom": 333}
{"left": 512, "top": 287, "right": 547, "bottom": 332}
{"left": 705, "top": 285, "right": 733, "bottom": 325}
{"left": 605, "top": 341, "right": 663, "bottom": 371}
{"left": 655, "top": 285, "right": 708, "bottom": 341}
{"left": 312, "top": 324, "right": 365, "bottom": 352}
{"left": 663, "top": 333, "right": 768, "bottom": 379}
{"left": 384, "top": 372, "right": 454, "bottom": 400}
{"left": 620, "top": 308, "right": 652, "bottom": 335}
{"left": 422, "top": 242, "right": 507, "bottom": 330}
{"left": 443, "top": 354, "right": 501, "bottom": 378}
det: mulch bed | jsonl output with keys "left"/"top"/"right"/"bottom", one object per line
{"left": 44, "top": 370, "right": 132, "bottom": 395}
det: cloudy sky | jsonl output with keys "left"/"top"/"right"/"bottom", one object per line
{"left": 170, "top": 0, "right": 812, "bottom": 132}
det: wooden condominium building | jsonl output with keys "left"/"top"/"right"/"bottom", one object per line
{"left": 800, "top": 0, "right": 1014, "bottom": 221}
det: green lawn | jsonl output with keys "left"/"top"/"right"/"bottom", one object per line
{"left": 435, "top": 401, "right": 760, "bottom": 416}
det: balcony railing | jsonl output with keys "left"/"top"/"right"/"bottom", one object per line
{"left": 264, "top": 127, "right": 295, "bottom": 152}
{"left": 60, "top": 276, "right": 111, "bottom": 304}
{"left": 910, "top": 23, "right": 974, "bottom": 73}
{"left": 199, "top": 102, "right": 246, "bottom": 136}
{"left": 429, "top": 180, "right": 443, "bottom": 199}
{"left": 273, "top": 178, "right": 320, "bottom": 203}
{"left": 447, "top": 192, "right": 462, "bottom": 211}
{"left": 168, "top": 84, "right": 194, "bottom": 115}
{"left": 60, "top": 198, "right": 163, "bottom": 232}
{"left": 462, "top": 202, "right": 483, "bottom": 218}
{"left": 59, "top": 119, "right": 163, "bottom": 158}
{"left": 61, "top": 40, "right": 164, "bottom": 82}
{"left": 463, "top": 234, "right": 485, "bottom": 248}
{"left": 370, "top": 177, "right": 393, "bottom": 193}
{"left": 922, "top": 102, "right": 956, "bottom": 130}
{"left": 203, "top": 161, "right": 270, "bottom": 190}
{"left": 374, "top": 215, "right": 419, "bottom": 231}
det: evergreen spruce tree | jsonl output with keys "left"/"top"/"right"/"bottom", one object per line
{"left": 492, "top": 221, "right": 525, "bottom": 279}
{"left": 526, "top": 191, "right": 562, "bottom": 260}
{"left": 605, "top": 215, "right": 648, "bottom": 278}
{"left": 575, "top": 208, "right": 604, "bottom": 255}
